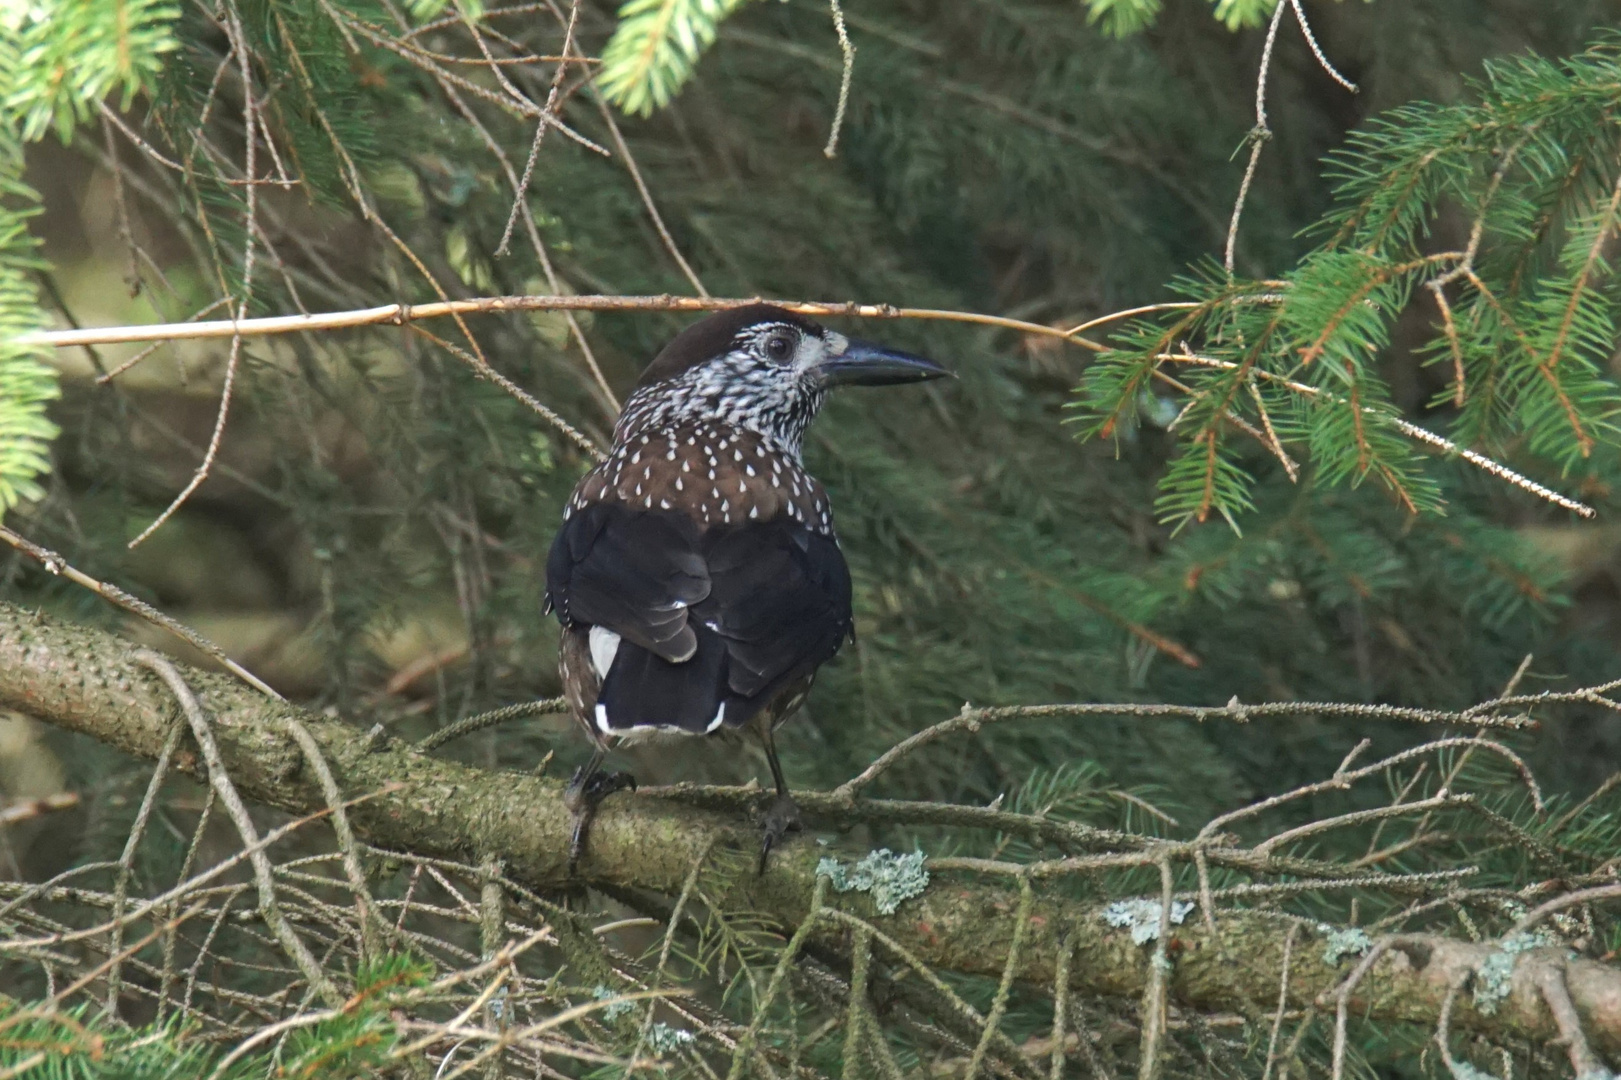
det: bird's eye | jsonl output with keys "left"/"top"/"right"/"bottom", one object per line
{"left": 764, "top": 332, "right": 795, "bottom": 363}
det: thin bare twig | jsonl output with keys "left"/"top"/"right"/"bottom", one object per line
{"left": 968, "top": 876, "right": 1034, "bottom": 1080}
{"left": 0, "top": 524, "right": 282, "bottom": 699}
{"left": 823, "top": 0, "right": 856, "bottom": 158}
{"left": 589, "top": 89, "right": 709, "bottom": 298}
{"left": 127, "top": 2, "right": 262, "bottom": 550}
{"left": 1288, "top": 0, "right": 1358, "bottom": 93}
{"left": 494, "top": 0, "right": 582, "bottom": 256}
{"left": 134, "top": 651, "right": 341, "bottom": 1006}
{"left": 1224, "top": 0, "right": 1286, "bottom": 274}
{"left": 1136, "top": 860, "right": 1174, "bottom": 1080}
{"left": 21, "top": 293, "right": 1106, "bottom": 352}
{"left": 1261, "top": 925, "right": 1299, "bottom": 1080}
{"left": 1538, "top": 963, "right": 1607, "bottom": 1078}
{"left": 105, "top": 720, "right": 184, "bottom": 1016}
{"left": 1049, "top": 933, "right": 1075, "bottom": 1080}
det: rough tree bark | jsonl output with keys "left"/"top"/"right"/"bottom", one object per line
{"left": 1, "top": 601, "right": 1618, "bottom": 1053}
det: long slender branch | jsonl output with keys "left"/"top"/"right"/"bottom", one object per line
{"left": 0, "top": 601, "right": 1616, "bottom": 1053}
{"left": 20, "top": 294, "right": 1108, "bottom": 352}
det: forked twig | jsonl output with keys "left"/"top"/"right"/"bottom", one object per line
{"left": 134, "top": 651, "right": 341, "bottom": 1006}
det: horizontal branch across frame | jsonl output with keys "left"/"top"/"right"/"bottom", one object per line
{"left": 1, "top": 601, "right": 1618, "bottom": 1055}
{"left": 25, "top": 292, "right": 1595, "bottom": 518}
{"left": 18, "top": 294, "right": 1110, "bottom": 352}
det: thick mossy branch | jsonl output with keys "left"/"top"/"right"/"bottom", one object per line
{"left": 0, "top": 601, "right": 1617, "bottom": 1052}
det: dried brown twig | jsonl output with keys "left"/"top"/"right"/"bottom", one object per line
{"left": 21, "top": 291, "right": 1110, "bottom": 351}
{"left": 0, "top": 523, "right": 282, "bottom": 699}
{"left": 29, "top": 291, "right": 1595, "bottom": 516}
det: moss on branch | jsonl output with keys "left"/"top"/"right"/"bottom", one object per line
{"left": 0, "top": 601, "right": 1616, "bottom": 1053}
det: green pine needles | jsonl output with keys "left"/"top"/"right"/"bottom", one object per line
{"left": 598, "top": 0, "right": 754, "bottom": 116}
{"left": 0, "top": 953, "right": 429, "bottom": 1078}
{"left": 0, "top": 134, "right": 57, "bottom": 514}
{"left": 0, "top": 0, "right": 179, "bottom": 517}
{"left": 1076, "top": 36, "right": 1621, "bottom": 532}
{"left": 1082, "top": 0, "right": 1288, "bottom": 36}
{"left": 595, "top": 0, "right": 1292, "bottom": 117}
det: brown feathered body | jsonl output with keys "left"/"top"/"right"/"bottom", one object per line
{"left": 555, "top": 421, "right": 834, "bottom": 747}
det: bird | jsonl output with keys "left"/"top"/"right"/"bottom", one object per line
{"left": 543, "top": 304, "right": 948, "bottom": 870}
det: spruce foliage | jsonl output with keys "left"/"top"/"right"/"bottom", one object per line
{"left": 5, "top": 0, "right": 1621, "bottom": 1076}
{"left": 0, "top": 0, "right": 179, "bottom": 511}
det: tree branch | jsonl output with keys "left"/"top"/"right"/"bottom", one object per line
{"left": 1, "top": 601, "right": 1618, "bottom": 1053}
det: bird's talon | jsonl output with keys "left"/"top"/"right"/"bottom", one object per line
{"left": 564, "top": 767, "right": 637, "bottom": 872}
{"left": 758, "top": 794, "right": 802, "bottom": 874}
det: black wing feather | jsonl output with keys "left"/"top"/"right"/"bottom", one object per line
{"left": 546, "top": 503, "right": 709, "bottom": 661}
{"left": 705, "top": 526, "right": 850, "bottom": 699}
{"left": 546, "top": 504, "right": 851, "bottom": 734}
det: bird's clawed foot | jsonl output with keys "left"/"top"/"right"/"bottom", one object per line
{"left": 758, "top": 793, "right": 802, "bottom": 874}
{"left": 564, "top": 766, "right": 637, "bottom": 872}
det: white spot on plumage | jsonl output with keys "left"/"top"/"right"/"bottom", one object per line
{"left": 749, "top": 505, "right": 759, "bottom": 519}
{"left": 660, "top": 498, "right": 671, "bottom": 509}
{"left": 589, "top": 626, "right": 621, "bottom": 680}
{"left": 706, "top": 703, "right": 726, "bottom": 733}
{"left": 746, "top": 464, "right": 755, "bottom": 476}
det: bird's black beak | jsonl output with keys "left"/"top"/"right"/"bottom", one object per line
{"left": 813, "top": 337, "right": 951, "bottom": 388}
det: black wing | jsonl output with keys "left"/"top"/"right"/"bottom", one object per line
{"left": 546, "top": 502, "right": 709, "bottom": 662}
{"left": 703, "top": 523, "right": 851, "bottom": 702}
{"left": 546, "top": 505, "right": 852, "bottom": 734}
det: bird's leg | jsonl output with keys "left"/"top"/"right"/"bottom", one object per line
{"left": 563, "top": 745, "right": 636, "bottom": 872}
{"left": 758, "top": 725, "right": 802, "bottom": 874}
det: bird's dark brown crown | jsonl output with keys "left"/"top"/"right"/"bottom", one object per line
{"left": 634, "top": 304, "right": 822, "bottom": 390}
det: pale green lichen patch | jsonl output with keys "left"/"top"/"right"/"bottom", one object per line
{"left": 648, "top": 1023, "right": 696, "bottom": 1053}
{"left": 1320, "top": 926, "right": 1372, "bottom": 967}
{"left": 590, "top": 984, "right": 635, "bottom": 1021}
{"left": 1472, "top": 930, "right": 1555, "bottom": 1015}
{"left": 1445, "top": 1058, "right": 1501, "bottom": 1080}
{"left": 816, "top": 849, "right": 929, "bottom": 915}
{"left": 1101, "top": 899, "right": 1194, "bottom": 945}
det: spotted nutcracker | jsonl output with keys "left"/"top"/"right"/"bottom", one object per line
{"left": 544, "top": 304, "right": 948, "bottom": 869}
